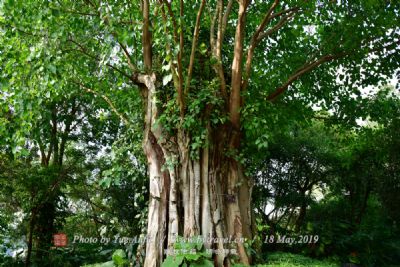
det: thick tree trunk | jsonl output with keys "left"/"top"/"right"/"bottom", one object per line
{"left": 142, "top": 75, "right": 253, "bottom": 267}
{"left": 295, "top": 199, "right": 307, "bottom": 232}
{"left": 35, "top": 201, "right": 56, "bottom": 262}
{"left": 141, "top": 74, "right": 168, "bottom": 267}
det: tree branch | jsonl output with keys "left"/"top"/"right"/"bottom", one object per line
{"left": 267, "top": 38, "right": 400, "bottom": 102}
{"left": 179, "top": 0, "right": 184, "bottom": 65}
{"left": 142, "top": 0, "right": 152, "bottom": 71}
{"left": 257, "top": 11, "right": 297, "bottom": 41}
{"left": 185, "top": 0, "right": 206, "bottom": 95}
{"left": 269, "top": 6, "right": 300, "bottom": 21}
{"left": 266, "top": 54, "right": 339, "bottom": 101}
{"left": 161, "top": 0, "right": 185, "bottom": 116}
{"left": 221, "top": 0, "right": 234, "bottom": 41}
{"left": 159, "top": 2, "right": 185, "bottom": 116}
{"left": 229, "top": 0, "right": 250, "bottom": 129}
{"left": 58, "top": 100, "right": 78, "bottom": 166}
{"left": 252, "top": 0, "right": 279, "bottom": 43}
{"left": 75, "top": 81, "right": 130, "bottom": 125}
{"left": 242, "top": 5, "right": 299, "bottom": 93}
{"left": 83, "top": 0, "right": 98, "bottom": 9}
{"left": 37, "top": 138, "right": 48, "bottom": 166}
{"left": 162, "top": 0, "right": 179, "bottom": 44}
{"left": 80, "top": 1, "right": 139, "bottom": 74}
{"left": 210, "top": 1, "right": 219, "bottom": 50}
{"left": 117, "top": 40, "right": 136, "bottom": 72}
{"left": 67, "top": 39, "right": 140, "bottom": 85}
{"left": 179, "top": 0, "right": 184, "bottom": 107}
{"left": 210, "top": 1, "right": 228, "bottom": 100}
{"left": 242, "top": 0, "right": 280, "bottom": 92}
{"left": 50, "top": 106, "right": 58, "bottom": 165}
{"left": 49, "top": 6, "right": 97, "bottom": 17}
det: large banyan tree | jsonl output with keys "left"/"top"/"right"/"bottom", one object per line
{"left": 1, "top": 0, "right": 399, "bottom": 266}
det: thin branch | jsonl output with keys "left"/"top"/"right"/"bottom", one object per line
{"left": 1, "top": 23, "right": 47, "bottom": 38}
{"left": 257, "top": 11, "right": 297, "bottom": 41}
{"left": 178, "top": 0, "right": 185, "bottom": 112}
{"left": 49, "top": 7, "right": 97, "bottom": 17}
{"left": 160, "top": 0, "right": 185, "bottom": 116}
{"left": 185, "top": 0, "right": 206, "bottom": 95}
{"left": 252, "top": 0, "right": 279, "bottom": 43}
{"left": 179, "top": 0, "right": 184, "bottom": 62}
{"left": 266, "top": 54, "right": 340, "bottom": 101}
{"left": 210, "top": 1, "right": 219, "bottom": 49}
{"left": 69, "top": 114, "right": 85, "bottom": 132}
{"left": 242, "top": 6, "right": 299, "bottom": 93}
{"left": 242, "top": 0, "right": 280, "bottom": 92}
{"left": 37, "top": 138, "right": 48, "bottom": 166}
{"left": 213, "top": 0, "right": 234, "bottom": 61}
{"left": 210, "top": 1, "right": 228, "bottom": 100}
{"left": 163, "top": 0, "right": 179, "bottom": 43}
{"left": 269, "top": 6, "right": 300, "bottom": 20}
{"left": 67, "top": 39, "right": 139, "bottom": 85}
{"left": 216, "top": 0, "right": 225, "bottom": 94}
{"left": 58, "top": 100, "right": 78, "bottom": 166}
{"left": 221, "top": 0, "right": 234, "bottom": 41}
{"left": 83, "top": 0, "right": 98, "bottom": 9}
{"left": 267, "top": 38, "right": 400, "bottom": 102}
{"left": 116, "top": 40, "right": 136, "bottom": 72}
{"left": 76, "top": 81, "right": 130, "bottom": 125}
{"left": 216, "top": 0, "right": 223, "bottom": 54}
{"left": 113, "top": 19, "right": 143, "bottom": 26}
{"left": 158, "top": 2, "right": 184, "bottom": 116}
{"left": 101, "top": 16, "right": 137, "bottom": 73}
{"left": 80, "top": 0, "right": 139, "bottom": 74}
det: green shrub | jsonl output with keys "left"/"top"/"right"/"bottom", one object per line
{"left": 260, "top": 252, "right": 338, "bottom": 267}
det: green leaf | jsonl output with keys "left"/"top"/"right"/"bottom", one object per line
{"left": 162, "top": 255, "right": 184, "bottom": 267}
{"left": 184, "top": 253, "right": 200, "bottom": 261}
{"left": 112, "top": 249, "right": 127, "bottom": 266}
{"left": 190, "top": 259, "right": 214, "bottom": 267}
{"left": 48, "top": 64, "right": 57, "bottom": 74}
{"left": 163, "top": 74, "right": 173, "bottom": 86}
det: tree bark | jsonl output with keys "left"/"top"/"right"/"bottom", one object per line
{"left": 141, "top": 75, "right": 253, "bottom": 267}
{"left": 139, "top": 1, "right": 253, "bottom": 265}
{"left": 25, "top": 209, "right": 36, "bottom": 267}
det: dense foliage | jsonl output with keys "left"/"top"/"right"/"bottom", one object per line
{"left": 1, "top": 0, "right": 399, "bottom": 266}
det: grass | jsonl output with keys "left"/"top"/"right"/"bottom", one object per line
{"left": 82, "top": 252, "right": 340, "bottom": 267}
{"left": 257, "top": 252, "right": 339, "bottom": 267}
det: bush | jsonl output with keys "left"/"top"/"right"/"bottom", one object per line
{"left": 260, "top": 252, "right": 338, "bottom": 267}
{"left": 304, "top": 196, "right": 400, "bottom": 266}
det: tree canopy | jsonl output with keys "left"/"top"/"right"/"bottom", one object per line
{"left": 0, "top": 0, "right": 399, "bottom": 266}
